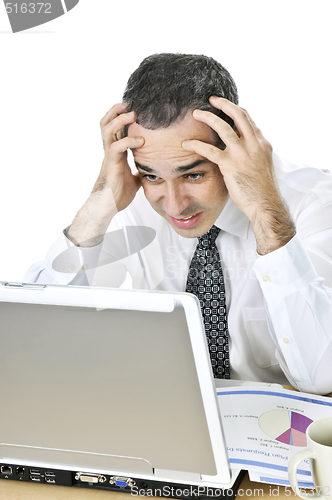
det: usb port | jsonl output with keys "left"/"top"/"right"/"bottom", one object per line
{"left": 30, "top": 474, "right": 41, "bottom": 482}
{"left": 45, "top": 471, "right": 55, "bottom": 477}
{"left": 30, "top": 468, "right": 40, "bottom": 475}
{"left": 45, "top": 477, "right": 56, "bottom": 484}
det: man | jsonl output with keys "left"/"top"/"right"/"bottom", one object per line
{"left": 25, "top": 53, "right": 332, "bottom": 394}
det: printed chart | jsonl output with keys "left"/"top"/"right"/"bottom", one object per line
{"left": 259, "top": 410, "right": 313, "bottom": 447}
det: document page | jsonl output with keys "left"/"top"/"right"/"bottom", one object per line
{"left": 217, "top": 386, "right": 332, "bottom": 487}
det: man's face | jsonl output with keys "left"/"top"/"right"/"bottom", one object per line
{"left": 128, "top": 111, "right": 229, "bottom": 238}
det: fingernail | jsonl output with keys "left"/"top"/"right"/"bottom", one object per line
{"left": 135, "top": 137, "right": 144, "bottom": 143}
{"left": 193, "top": 109, "right": 202, "bottom": 118}
{"left": 182, "top": 140, "right": 190, "bottom": 148}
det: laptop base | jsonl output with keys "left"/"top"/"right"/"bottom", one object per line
{"left": 0, "top": 463, "right": 245, "bottom": 499}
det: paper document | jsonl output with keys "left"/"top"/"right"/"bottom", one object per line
{"left": 217, "top": 386, "right": 332, "bottom": 487}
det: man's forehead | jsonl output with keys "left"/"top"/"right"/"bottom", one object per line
{"left": 127, "top": 111, "right": 216, "bottom": 145}
{"left": 128, "top": 113, "right": 216, "bottom": 169}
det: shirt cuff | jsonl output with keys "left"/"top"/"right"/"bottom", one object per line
{"left": 44, "top": 227, "right": 104, "bottom": 283}
{"left": 252, "top": 234, "right": 319, "bottom": 298}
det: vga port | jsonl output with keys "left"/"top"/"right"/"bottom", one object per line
{"left": 110, "top": 476, "right": 136, "bottom": 487}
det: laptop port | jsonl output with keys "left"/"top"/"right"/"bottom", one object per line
{"left": 16, "top": 467, "right": 25, "bottom": 475}
{"left": 30, "top": 474, "right": 41, "bottom": 482}
{"left": 45, "top": 471, "right": 55, "bottom": 477}
{"left": 45, "top": 477, "right": 56, "bottom": 484}
{"left": 75, "top": 472, "right": 107, "bottom": 484}
{"left": 109, "top": 476, "right": 136, "bottom": 487}
{"left": 30, "top": 468, "right": 40, "bottom": 475}
{"left": 1, "top": 465, "right": 12, "bottom": 474}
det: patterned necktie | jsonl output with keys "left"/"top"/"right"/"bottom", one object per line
{"left": 186, "top": 225, "right": 230, "bottom": 379}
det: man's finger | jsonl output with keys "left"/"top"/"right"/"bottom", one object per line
{"left": 209, "top": 96, "right": 258, "bottom": 142}
{"left": 109, "top": 136, "right": 144, "bottom": 159}
{"left": 182, "top": 139, "right": 226, "bottom": 168}
{"left": 100, "top": 102, "right": 128, "bottom": 128}
{"left": 192, "top": 108, "right": 240, "bottom": 148}
{"left": 102, "top": 111, "right": 136, "bottom": 148}
{"left": 239, "top": 106, "right": 272, "bottom": 152}
{"left": 239, "top": 106, "right": 261, "bottom": 137}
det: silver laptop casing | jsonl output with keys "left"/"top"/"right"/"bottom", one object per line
{"left": 0, "top": 282, "right": 233, "bottom": 488}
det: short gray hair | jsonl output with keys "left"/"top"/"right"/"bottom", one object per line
{"left": 122, "top": 53, "right": 239, "bottom": 133}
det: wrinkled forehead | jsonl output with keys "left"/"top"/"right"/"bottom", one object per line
{"left": 127, "top": 112, "right": 218, "bottom": 167}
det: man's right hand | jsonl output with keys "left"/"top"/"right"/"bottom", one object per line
{"left": 94, "top": 103, "right": 144, "bottom": 214}
{"left": 67, "top": 103, "right": 144, "bottom": 247}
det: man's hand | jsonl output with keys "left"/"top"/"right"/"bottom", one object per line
{"left": 182, "top": 97, "right": 296, "bottom": 255}
{"left": 68, "top": 104, "right": 144, "bottom": 247}
{"left": 94, "top": 103, "right": 144, "bottom": 213}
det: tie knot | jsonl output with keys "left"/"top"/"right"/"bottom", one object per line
{"left": 198, "top": 225, "right": 220, "bottom": 247}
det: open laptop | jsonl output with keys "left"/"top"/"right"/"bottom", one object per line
{"left": 0, "top": 281, "right": 244, "bottom": 497}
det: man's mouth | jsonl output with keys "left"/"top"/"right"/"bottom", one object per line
{"left": 167, "top": 212, "right": 203, "bottom": 229}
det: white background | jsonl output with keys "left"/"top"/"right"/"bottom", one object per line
{"left": 0, "top": 0, "right": 331, "bottom": 281}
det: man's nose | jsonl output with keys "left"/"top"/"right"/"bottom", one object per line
{"left": 162, "top": 185, "right": 189, "bottom": 217}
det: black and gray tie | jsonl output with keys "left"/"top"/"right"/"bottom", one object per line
{"left": 186, "top": 225, "right": 230, "bottom": 379}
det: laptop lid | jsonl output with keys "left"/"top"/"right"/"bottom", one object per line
{"left": 0, "top": 281, "right": 231, "bottom": 487}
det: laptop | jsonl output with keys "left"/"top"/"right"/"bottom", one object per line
{"left": 0, "top": 281, "right": 244, "bottom": 497}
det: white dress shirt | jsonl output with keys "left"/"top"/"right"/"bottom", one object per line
{"left": 24, "top": 154, "right": 332, "bottom": 395}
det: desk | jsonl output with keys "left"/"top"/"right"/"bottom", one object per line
{"left": 0, "top": 472, "right": 296, "bottom": 499}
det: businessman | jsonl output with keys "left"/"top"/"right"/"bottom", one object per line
{"left": 26, "top": 53, "right": 332, "bottom": 394}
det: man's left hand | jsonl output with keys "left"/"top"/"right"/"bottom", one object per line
{"left": 182, "top": 96, "right": 296, "bottom": 255}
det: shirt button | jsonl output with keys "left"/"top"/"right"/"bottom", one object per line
{"left": 82, "top": 263, "right": 89, "bottom": 271}
{"left": 262, "top": 274, "right": 271, "bottom": 282}
{"left": 283, "top": 337, "right": 290, "bottom": 344}
{"left": 68, "top": 263, "right": 76, "bottom": 271}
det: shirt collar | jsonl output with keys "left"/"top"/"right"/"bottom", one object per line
{"left": 214, "top": 197, "right": 251, "bottom": 239}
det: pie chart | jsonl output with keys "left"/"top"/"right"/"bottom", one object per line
{"left": 259, "top": 410, "right": 313, "bottom": 447}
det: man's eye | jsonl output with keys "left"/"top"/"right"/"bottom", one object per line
{"left": 187, "top": 173, "right": 204, "bottom": 181}
{"left": 143, "top": 174, "right": 159, "bottom": 182}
